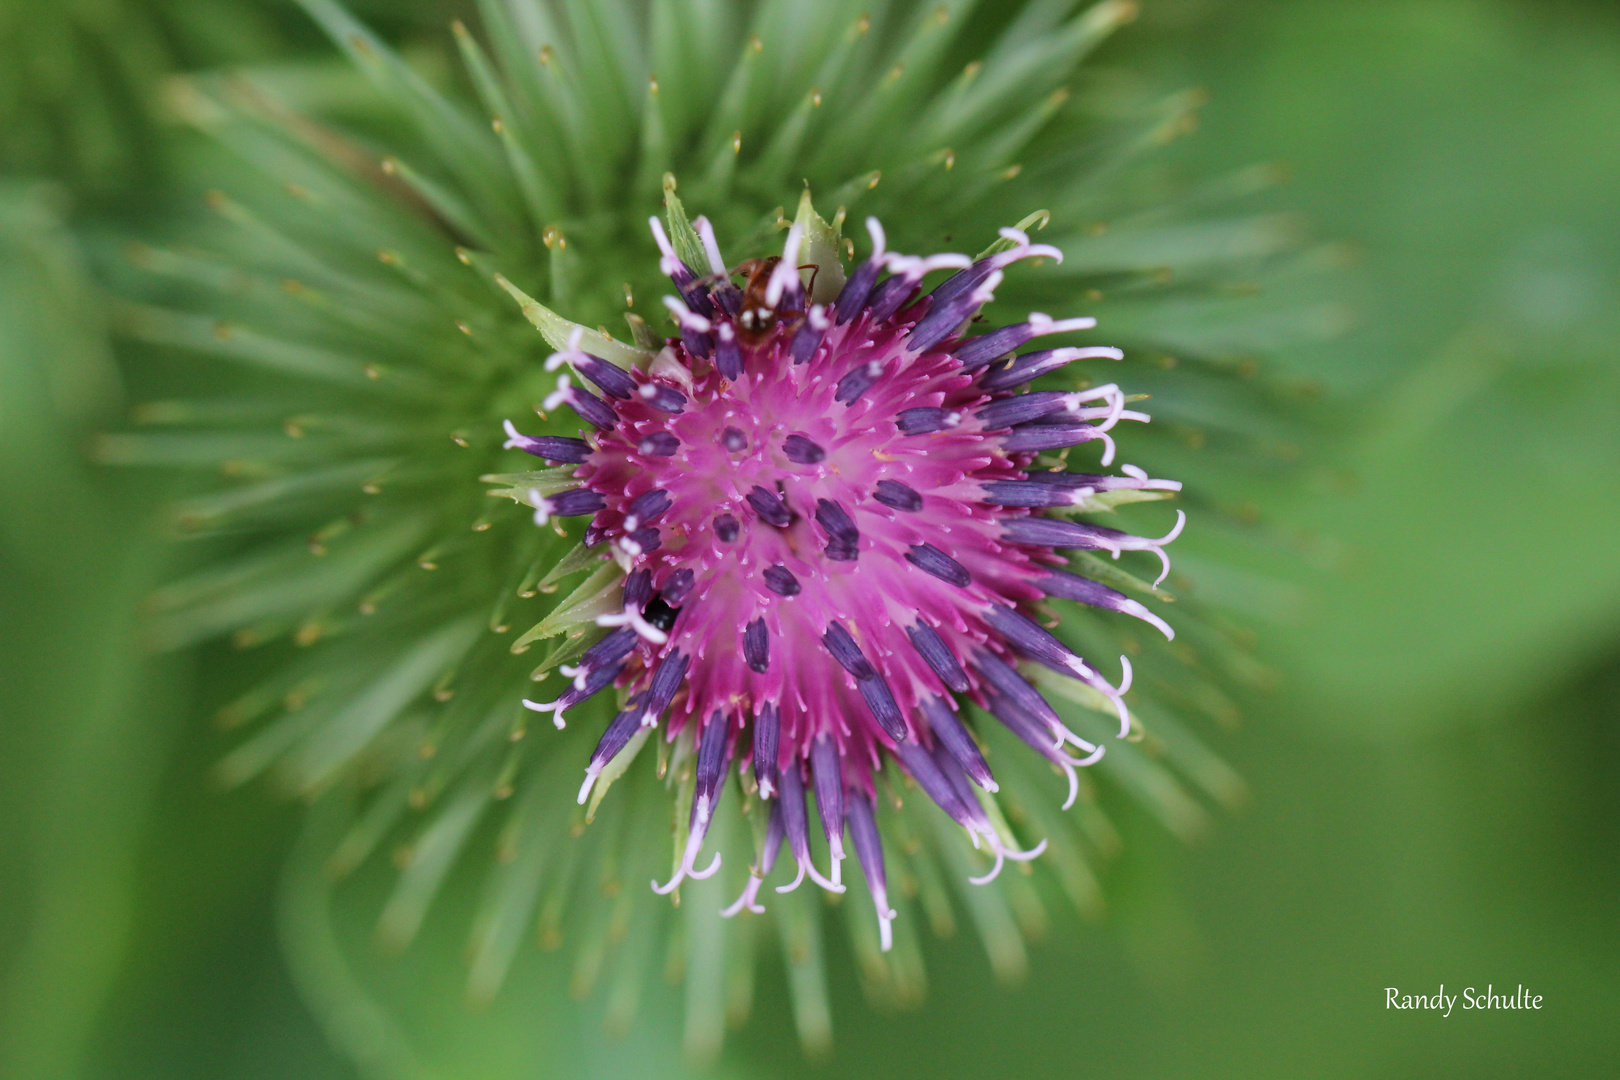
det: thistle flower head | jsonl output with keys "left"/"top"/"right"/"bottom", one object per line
{"left": 500, "top": 202, "right": 1185, "bottom": 946}
{"left": 112, "top": 0, "right": 1329, "bottom": 1061}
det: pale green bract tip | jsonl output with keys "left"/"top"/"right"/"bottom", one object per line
{"left": 494, "top": 274, "right": 653, "bottom": 368}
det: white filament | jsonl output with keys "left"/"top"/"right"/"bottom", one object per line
{"left": 1026, "top": 312, "right": 1097, "bottom": 335}
{"left": 543, "top": 326, "right": 586, "bottom": 372}
{"left": 968, "top": 268, "right": 1004, "bottom": 306}
{"left": 870, "top": 887, "right": 897, "bottom": 953}
{"left": 501, "top": 419, "right": 532, "bottom": 450}
{"left": 864, "top": 217, "right": 887, "bottom": 262}
{"left": 693, "top": 215, "right": 728, "bottom": 276}
{"left": 594, "top": 604, "right": 668, "bottom": 645}
{"left": 577, "top": 766, "right": 600, "bottom": 805}
{"left": 525, "top": 488, "right": 553, "bottom": 527}
{"left": 764, "top": 223, "right": 803, "bottom": 307}
{"left": 541, "top": 374, "right": 572, "bottom": 413}
{"left": 886, "top": 251, "right": 974, "bottom": 281}
{"left": 647, "top": 216, "right": 681, "bottom": 278}
{"left": 661, "top": 294, "right": 711, "bottom": 332}
{"left": 992, "top": 229, "right": 1065, "bottom": 267}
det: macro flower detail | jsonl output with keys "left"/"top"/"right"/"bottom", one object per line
{"left": 102, "top": 0, "right": 1326, "bottom": 1058}
{"left": 498, "top": 200, "right": 1184, "bottom": 949}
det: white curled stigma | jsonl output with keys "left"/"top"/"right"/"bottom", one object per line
{"left": 501, "top": 419, "right": 535, "bottom": 451}
{"left": 1118, "top": 463, "right": 1184, "bottom": 492}
{"left": 776, "top": 851, "right": 845, "bottom": 895}
{"left": 967, "top": 832, "right": 1049, "bottom": 886}
{"left": 956, "top": 788, "right": 1051, "bottom": 886}
{"left": 543, "top": 326, "right": 586, "bottom": 373}
{"left": 1059, "top": 383, "right": 1126, "bottom": 430}
{"left": 1055, "top": 657, "right": 1136, "bottom": 741}
{"left": 1119, "top": 598, "right": 1175, "bottom": 641}
{"left": 1095, "top": 430, "right": 1118, "bottom": 467}
{"left": 1057, "top": 724, "right": 1109, "bottom": 766}
{"left": 720, "top": 873, "right": 767, "bottom": 918}
{"left": 1099, "top": 654, "right": 1135, "bottom": 739}
{"left": 1053, "top": 747, "right": 1099, "bottom": 810}
{"left": 1061, "top": 462, "right": 1183, "bottom": 520}
{"left": 992, "top": 227, "right": 1065, "bottom": 269}
{"left": 558, "top": 662, "right": 588, "bottom": 692}
{"left": 652, "top": 785, "right": 725, "bottom": 894}
{"left": 1080, "top": 512, "right": 1188, "bottom": 586}
{"left": 870, "top": 885, "right": 897, "bottom": 952}
{"left": 519, "top": 695, "right": 569, "bottom": 730}
{"left": 594, "top": 604, "right": 668, "bottom": 645}
{"left": 775, "top": 859, "right": 806, "bottom": 894}
{"left": 651, "top": 833, "right": 722, "bottom": 895}
{"left": 1113, "top": 655, "right": 1134, "bottom": 733}
{"left": 1053, "top": 716, "right": 1088, "bottom": 752}
{"left": 1069, "top": 403, "right": 1149, "bottom": 430}
{"left": 1098, "top": 510, "right": 1187, "bottom": 587}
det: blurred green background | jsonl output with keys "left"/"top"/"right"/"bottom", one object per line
{"left": 2, "top": 0, "right": 1617, "bottom": 1077}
